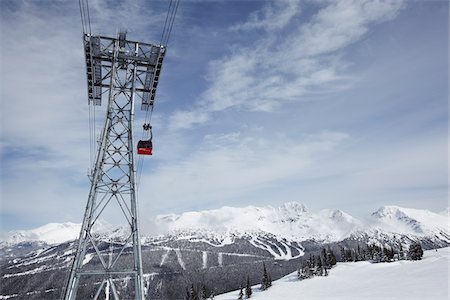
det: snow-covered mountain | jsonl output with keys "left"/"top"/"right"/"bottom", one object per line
{"left": 2, "top": 220, "right": 130, "bottom": 246}
{"left": 3, "top": 202, "right": 449, "bottom": 247}
{"left": 3, "top": 222, "right": 81, "bottom": 245}
{"left": 156, "top": 202, "right": 362, "bottom": 242}
{"left": 343, "top": 205, "right": 450, "bottom": 248}
{"left": 369, "top": 205, "right": 449, "bottom": 237}
{"left": 156, "top": 202, "right": 449, "bottom": 245}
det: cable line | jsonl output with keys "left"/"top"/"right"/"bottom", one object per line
{"left": 163, "top": 0, "right": 180, "bottom": 46}
{"left": 136, "top": 0, "right": 180, "bottom": 191}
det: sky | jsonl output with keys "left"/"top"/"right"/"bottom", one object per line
{"left": 0, "top": 0, "right": 448, "bottom": 234}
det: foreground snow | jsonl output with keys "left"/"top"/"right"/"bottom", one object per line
{"left": 216, "top": 248, "right": 450, "bottom": 300}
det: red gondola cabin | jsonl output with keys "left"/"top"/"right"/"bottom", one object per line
{"left": 137, "top": 140, "right": 153, "bottom": 155}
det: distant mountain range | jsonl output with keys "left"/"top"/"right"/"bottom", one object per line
{"left": 1, "top": 203, "right": 448, "bottom": 299}
{"left": 2, "top": 202, "right": 449, "bottom": 247}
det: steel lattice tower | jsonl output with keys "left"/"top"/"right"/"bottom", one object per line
{"left": 64, "top": 32, "right": 165, "bottom": 300}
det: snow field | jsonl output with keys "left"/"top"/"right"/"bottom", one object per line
{"left": 216, "top": 248, "right": 450, "bottom": 300}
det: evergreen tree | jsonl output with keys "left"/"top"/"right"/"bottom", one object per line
{"left": 371, "top": 244, "right": 382, "bottom": 262}
{"left": 238, "top": 287, "right": 244, "bottom": 300}
{"left": 408, "top": 242, "right": 424, "bottom": 260}
{"left": 303, "top": 261, "right": 311, "bottom": 279}
{"left": 261, "top": 263, "right": 269, "bottom": 290}
{"left": 340, "top": 246, "right": 345, "bottom": 262}
{"left": 345, "top": 249, "right": 353, "bottom": 262}
{"left": 200, "top": 285, "right": 207, "bottom": 300}
{"left": 188, "top": 284, "right": 198, "bottom": 300}
{"left": 328, "top": 249, "right": 337, "bottom": 266}
{"left": 381, "top": 247, "right": 388, "bottom": 262}
{"left": 399, "top": 244, "right": 404, "bottom": 260}
{"left": 245, "top": 276, "right": 252, "bottom": 299}
{"left": 386, "top": 246, "right": 395, "bottom": 261}
{"left": 320, "top": 258, "right": 326, "bottom": 275}
{"left": 315, "top": 256, "right": 323, "bottom": 276}
{"left": 193, "top": 285, "right": 199, "bottom": 300}
{"left": 362, "top": 247, "right": 368, "bottom": 260}
{"left": 357, "top": 245, "right": 362, "bottom": 261}
{"left": 367, "top": 245, "right": 374, "bottom": 260}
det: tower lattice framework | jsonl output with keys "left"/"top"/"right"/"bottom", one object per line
{"left": 64, "top": 32, "right": 165, "bottom": 300}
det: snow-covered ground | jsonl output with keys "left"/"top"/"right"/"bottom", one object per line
{"left": 216, "top": 248, "right": 450, "bottom": 300}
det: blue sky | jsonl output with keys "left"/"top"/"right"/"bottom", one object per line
{"left": 0, "top": 0, "right": 448, "bottom": 233}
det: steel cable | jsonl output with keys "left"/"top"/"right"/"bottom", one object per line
{"left": 136, "top": 0, "right": 180, "bottom": 191}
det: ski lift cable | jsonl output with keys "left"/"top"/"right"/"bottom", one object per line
{"left": 79, "top": 0, "right": 98, "bottom": 171}
{"left": 83, "top": 0, "right": 95, "bottom": 165}
{"left": 78, "top": 0, "right": 87, "bottom": 34}
{"left": 78, "top": 0, "right": 95, "bottom": 168}
{"left": 159, "top": 0, "right": 174, "bottom": 47}
{"left": 85, "top": 0, "right": 92, "bottom": 35}
{"left": 163, "top": 0, "right": 180, "bottom": 46}
{"left": 78, "top": 0, "right": 92, "bottom": 35}
{"left": 138, "top": 0, "right": 175, "bottom": 143}
{"left": 141, "top": 0, "right": 180, "bottom": 130}
{"left": 88, "top": 102, "right": 93, "bottom": 169}
{"left": 136, "top": 0, "right": 181, "bottom": 190}
{"left": 140, "top": 0, "right": 179, "bottom": 138}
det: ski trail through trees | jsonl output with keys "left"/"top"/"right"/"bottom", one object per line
{"left": 202, "top": 251, "right": 207, "bottom": 269}
{"left": 175, "top": 248, "right": 186, "bottom": 270}
{"left": 218, "top": 252, "right": 223, "bottom": 266}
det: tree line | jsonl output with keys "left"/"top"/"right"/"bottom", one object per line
{"left": 338, "top": 241, "right": 424, "bottom": 263}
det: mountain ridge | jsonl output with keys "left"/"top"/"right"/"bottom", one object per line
{"left": 3, "top": 202, "right": 449, "bottom": 246}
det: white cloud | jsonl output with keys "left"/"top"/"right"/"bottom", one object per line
{"left": 168, "top": 109, "right": 210, "bottom": 130}
{"left": 168, "top": 0, "right": 405, "bottom": 130}
{"left": 138, "top": 130, "right": 349, "bottom": 217}
{"left": 229, "top": 0, "right": 301, "bottom": 32}
{"left": 289, "top": 0, "right": 405, "bottom": 58}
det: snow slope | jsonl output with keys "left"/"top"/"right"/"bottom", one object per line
{"left": 216, "top": 248, "right": 450, "bottom": 300}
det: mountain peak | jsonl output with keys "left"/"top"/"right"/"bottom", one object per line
{"left": 370, "top": 205, "right": 448, "bottom": 237}
{"left": 372, "top": 205, "right": 405, "bottom": 219}
{"left": 5, "top": 222, "right": 81, "bottom": 245}
{"left": 279, "top": 202, "right": 308, "bottom": 213}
